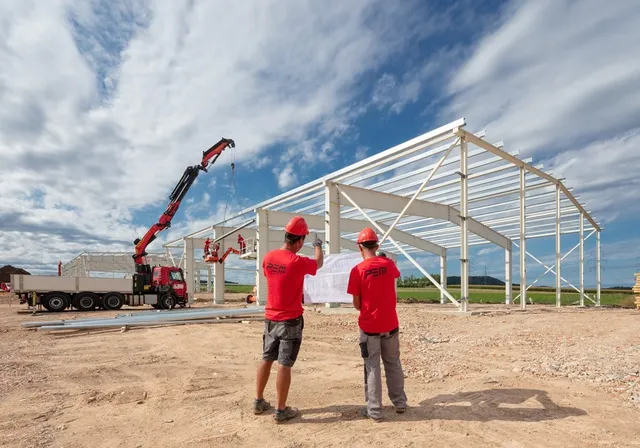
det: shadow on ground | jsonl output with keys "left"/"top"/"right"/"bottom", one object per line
{"left": 293, "top": 388, "right": 587, "bottom": 424}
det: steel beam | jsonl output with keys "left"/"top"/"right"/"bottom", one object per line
{"left": 336, "top": 184, "right": 510, "bottom": 249}
{"left": 457, "top": 129, "right": 600, "bottom": 231}
{"left": 556, "top": 185, "right": 561, "bottom": 307}
{"left": 460, "top": 136, "right": 469, "bottom": 312}
{"left": 519, "top": 167, "right": 526, "bottom": 309}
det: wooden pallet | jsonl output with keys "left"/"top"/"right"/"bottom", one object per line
{"left": 634, "top": 274, "right": 640, "bottom": 309}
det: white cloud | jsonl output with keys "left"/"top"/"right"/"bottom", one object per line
{"left": 441, "top": 0, "right": 640, "bottom": 219}
{"left": 0, "top": 0, "right": 439, "bottom": 273}
{"left": 275, "top": 165, "right": 298, "bottom": 190}
{"left": 355, "top": 146, "right": 369, "bottom": 161}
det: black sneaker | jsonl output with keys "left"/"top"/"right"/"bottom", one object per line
{"left": 253, "top": 398, "right": 271, "bottom": 415}
{"left": 273, "top": 406, "right": 299, "bottom": 423}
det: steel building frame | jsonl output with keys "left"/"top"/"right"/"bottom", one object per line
{"left": 164, "top": 118, "right": 603, "bottom": 311}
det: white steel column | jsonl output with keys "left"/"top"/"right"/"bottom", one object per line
{"left": 440, "top": 253, "right": 447, "bottom": 304}
{"left": 596, "top": 230, "right": 601, "bottom": 306}
{"left": 325, "top": 182, "right": 341, "bottom": 253}
{"left": 505, "top": 246, "right": 512, "bottom": 304}
{"left": 459, "top": 136, "right": 469, "bottom": 312}
{"left": 184, "top": 237, "right": 196, "bottom": 304}
{"left": 213, "top": 261, "right": 225, "bottom": 304}
{"left": 519, "top": 167, "right": 526, "bottom": 309}
{"left": 213, "top": 226, "right": 225, "bottom": 304}
{"left": 256, "top": 209, "right": 269, "bottom": 306}
{"left": 555, "top": 185, "right": 561, "bottom": 307}
{"left": 579, "top": 212, "right": 584, "bottom": 307}
{"left": 325, "top": 181, "right": 341, "bottom": 308}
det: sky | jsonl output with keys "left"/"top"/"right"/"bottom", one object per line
{"left": 1, "top": 0, "right": 639, "bottom": 287}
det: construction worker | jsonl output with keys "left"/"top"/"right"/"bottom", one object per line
{"left": 238, "top": 234, "right": 246, "bottom": 254}
{"left": 347, "top": 227, "right": 407, "bottom": 422}
{"left": 253, "top": 216, "right": 324, "bottom": 423}
{"left": 203, "top": 238, "right": 211, "bottom": 258}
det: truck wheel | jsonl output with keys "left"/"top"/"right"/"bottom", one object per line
{"left": 159, "top": 293, "right": 175, "bottom": 310}
{"left": 103, "top": 293, "right": 124, "bottom": 310}
{"left": 43, "top": 292, "right": 69, "bottom": 312}
{"left": 73, "top": 293, "right": 98, "bottom": 311}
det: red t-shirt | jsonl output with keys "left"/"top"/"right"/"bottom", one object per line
{"left": 347, "top": 256, "right": 401, "bottom": 333}
{"left": 263, "top": 249, "right": 318, "bottom": 321}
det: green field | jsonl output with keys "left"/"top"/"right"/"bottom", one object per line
{"left": 224, "top": 284, "right": 254, "bottom": 294}
{"left": 395, "top": 287, "right": 631, "bottom": 306}
{"left": 224, "top": 284, "right": 634, "bottom": 307}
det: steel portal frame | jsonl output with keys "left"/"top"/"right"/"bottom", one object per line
{"left": 163, "top": 118, "right": 603, "bottom": 310}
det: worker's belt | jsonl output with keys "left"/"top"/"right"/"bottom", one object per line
{"left": 363, "top": 327, "right": 399, "bottom": 337}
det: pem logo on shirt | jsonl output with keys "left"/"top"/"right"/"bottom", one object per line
{"left": 266, "top": 262, "right": 286, "bottom": 274}
{"left": 364, "top": 266, "right": 387, "bottom": 279}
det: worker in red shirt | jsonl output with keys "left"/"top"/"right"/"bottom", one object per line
{"left": 253, "top": 216, "right": 324, "bottom": 423}
{"left": 347, "top": 227, "right": 407, "bottom": 422}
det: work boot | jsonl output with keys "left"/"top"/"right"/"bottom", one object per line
{"left": 253, "top": 398, "right": 271, "bottom": 415}
{"left": 395, "top": 406, "right": 406, "bottom": 414}
{"left": 359, "top": 406, "right": 382, "bottom": 422}
{"left": 273, "top": 406, "right": 299, "bottom": 423}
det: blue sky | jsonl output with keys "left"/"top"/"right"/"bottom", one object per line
{"left": 1, "top": 0, "right": 639, "bottom": 287}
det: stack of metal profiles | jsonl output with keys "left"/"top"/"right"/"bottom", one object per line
{"left": 21, "top": 306, "right": 265, "bottom": 332}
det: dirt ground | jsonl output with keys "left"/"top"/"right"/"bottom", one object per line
{"left": 1, "top": 291, "right": 640, "bottom": 448}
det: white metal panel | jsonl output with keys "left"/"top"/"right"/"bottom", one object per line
{"left": 77, "top": 277, "right": 132, "bottom": 293}
{"left": 11, "top": 275, "right": 77, "bottom": 293}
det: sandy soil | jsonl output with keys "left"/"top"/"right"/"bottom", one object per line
{"left": 1, "top": 291, "right": 640, "bottom": 447}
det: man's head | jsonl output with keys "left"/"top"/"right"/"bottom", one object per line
{"left": 356, "top": 227, "right": 379, "bottom": 258}
{"left": 283, "top": 216, "right": 309, "bottom": 252}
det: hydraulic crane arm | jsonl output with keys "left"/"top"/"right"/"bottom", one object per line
{"left": 133, "top": 138, "right": 235, "bottom": 264}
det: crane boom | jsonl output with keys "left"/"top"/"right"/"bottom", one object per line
{"left": 133, "top": 137, "right": 235, "bottom": 265}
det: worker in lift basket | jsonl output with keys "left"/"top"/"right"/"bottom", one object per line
{"left": 253, "top": 216, "right": 324, "bottom": 423}
{"left": 347, "top": 227, "right": 408, "bottom": 422}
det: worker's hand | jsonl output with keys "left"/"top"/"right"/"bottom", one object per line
{"left": 312, "top": 235, "right": 323, "bottom": 248}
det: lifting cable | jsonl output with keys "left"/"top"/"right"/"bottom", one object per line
{"left": 221, "top": 146, "right": 237, "bottom": 226}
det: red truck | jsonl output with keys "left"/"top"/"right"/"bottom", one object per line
{"left": 11, "top": 137, "right": 236, "bottom": 312}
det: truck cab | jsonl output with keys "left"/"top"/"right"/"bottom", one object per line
{"left": 152, "top": 266, "right": 188, "bottom": 303}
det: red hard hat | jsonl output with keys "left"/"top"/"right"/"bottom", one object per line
{"left": 356, "top": 227, "right": 378, "bottom": 244}
{"left": 284, "top": 216, "right": 309, "bottom": 236}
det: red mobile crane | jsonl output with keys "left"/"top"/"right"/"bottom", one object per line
{"left": 131, "top": 137, "right": 236, "bottom": 307}
{"left": 11, "top": 138, "right": 236, "bottom": 312}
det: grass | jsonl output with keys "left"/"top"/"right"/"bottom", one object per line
{"left": 396, "top": 287, "right": 631, "bottom": 307}
{"left": 224, "top": 284, "right": 635, "bottom": 307}
{"left": 224, "top": 284, "right": 254, "bottom": 294}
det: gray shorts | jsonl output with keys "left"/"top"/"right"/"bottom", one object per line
{"left": 262, "top": 316, "right": 304, "bottom": 367}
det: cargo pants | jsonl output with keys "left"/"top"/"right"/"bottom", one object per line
{"left": 359, "top": 327, "right": 408, "bottom": 419}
